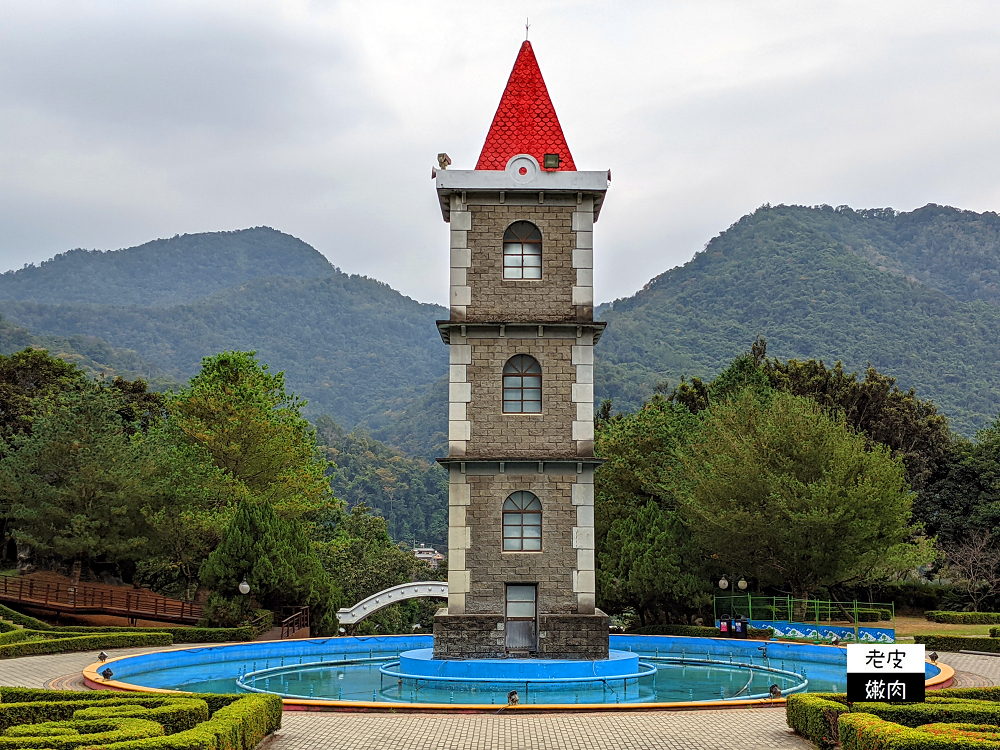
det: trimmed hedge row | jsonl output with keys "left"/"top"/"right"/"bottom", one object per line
{"left": 0, "top": 603, "right": 267, "bottom": 643}
{"left": 0, "top": 688, "right": 281, "bottom": 750}
{"left": 788, "top": 689, "right": 1000, "bottom": 749}
{"left": 629, "top": 623, "right": 774, "bottom": 638}
{"left": 924, "top": 610, "right": 1000, "bottom": 624}
{"left": 993, "top": 628, "right": 1000, "bottom": 638}
{"left": 630, "top": 624, "right": 720, "bottom": 637}
{"left": 913, "top": 634, "right": 1000, "bottom": 653}
{"left": 784, "top": 693, "right": 850, "bottom": 747}
{"left": 49, "top": 626, "right": 256, "bottom": 644}
{"left": 0, "top": 632, "right": 171, "bottom": 659}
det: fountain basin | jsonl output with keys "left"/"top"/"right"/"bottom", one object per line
{"left": 395, "top": 648, "right": 641, "bottom": 679}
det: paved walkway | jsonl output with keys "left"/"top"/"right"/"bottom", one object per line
{"left": 0, "top": 649, "right": 996, "bottom": 749}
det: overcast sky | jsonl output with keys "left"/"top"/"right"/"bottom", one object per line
{"left": 1, "top": 1, "right": 998, "bottom": 307}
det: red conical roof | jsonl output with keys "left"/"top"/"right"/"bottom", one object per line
{"left": 476, "top": 41, "right": 576, "bottom": 171}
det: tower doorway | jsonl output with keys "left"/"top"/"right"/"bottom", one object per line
{"left": 505, "top": 584, "right": 537, "bottom": 652}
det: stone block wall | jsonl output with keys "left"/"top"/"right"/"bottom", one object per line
{"left": 466, "top": 337, "right": 573, "bottom": 457}
{"left": 448, "top": 193, "right": 595, "bottom": 324}
{"left": 447, "top": 329, "right": 595, "bottom": 459}
{"left": 446, "top": 465, "right": 595, "bottom": 618}
{"left": 432, "top": 610, "right": 610, "bottom": 660}
{"left": 538, "top": 611, "right": 610, "bottom": 659}
{"left": 433, "top": 611, "right": 506, "bottom": 659}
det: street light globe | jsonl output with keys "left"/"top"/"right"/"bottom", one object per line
{"left": 238, "top": 579, "right": 250, "bottom": 596}
{"left": 718, "top": 577, "right": 729, "bottom": 590}
{"left": 737, "top": 578, "right": 748, "bottom": 590}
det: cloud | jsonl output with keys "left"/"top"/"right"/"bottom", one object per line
{"left": 1, "top": 0, "right": 998, "bottom": 306}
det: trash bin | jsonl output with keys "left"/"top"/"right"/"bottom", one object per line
{"left": 719, "top": 616, "right": 733, "bottom": 638}
{"left": 733, "top": 615, "right": 749, "bottom": 639}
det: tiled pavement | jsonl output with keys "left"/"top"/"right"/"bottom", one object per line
{"left": 0, "top": 649, "right": 996, "bottom": 749}
{"left": 272, "top": 708, "right": 811, "bottom": 750}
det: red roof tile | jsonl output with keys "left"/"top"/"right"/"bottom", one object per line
{"left": 476, "top": 41, "right": 576, "bottom": 172}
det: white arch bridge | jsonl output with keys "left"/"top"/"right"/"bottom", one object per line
{"left": 336, "top": 581, "right": 448, "bottom": 626}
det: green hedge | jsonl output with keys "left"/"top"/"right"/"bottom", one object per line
{"left": 0, "top": 631, "right": 171, "bottom": 659}
{"left": 913, "top": 634, "right": 1000, "bottom": 653}
{"left": 629, "top": 624, "right": 721, "bottom": 637}
{"left": 788, "top": 690, "right": 1000, "bottom": 749}
{"left": 0, "top": 717, "right": 164, "bottom": 748}
{"left": 785, "top": 693, "right": 850, "bottom": 748}
{"left": 629, "top": 623, "right": 774, "bottom": 639}
{"left": 0, "top": 603, "right": 267, "bottom": 642}
{"left": 49, "top": 626, "right": 255, "bottom": 643}
{"left": 0, "top": 604, "right": 52, "bottom": 631}
{"left": 924, "top": 610, "right": 1000, "bottom": 624}
{"left": 0, "top": 689, "right": 281, "bottom": 750}
{"left": 992, "top": 627, "right": 999, "bottom": 638}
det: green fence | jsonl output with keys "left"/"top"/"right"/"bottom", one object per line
{"left": 713, "top": 595, "right": 895, "bottom": 627}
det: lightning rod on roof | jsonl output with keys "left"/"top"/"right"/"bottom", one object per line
{"left": 526, "top": 18, "right": 530, "bottom": 40}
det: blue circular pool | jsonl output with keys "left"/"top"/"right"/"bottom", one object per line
{"left": 96, "top": 634, "right": 940, "bottom": 707}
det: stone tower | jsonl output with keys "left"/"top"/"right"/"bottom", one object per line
{"left": 432, "top": 41, "right": 611, "bottom": 660}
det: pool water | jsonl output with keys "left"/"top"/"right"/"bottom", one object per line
{"left": 104, "top": 634, "right": 931, "bottom": 706}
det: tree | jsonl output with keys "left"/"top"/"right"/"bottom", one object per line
{"left": 597, "top": 501, "right": 709, "bottom": 626}
{"left": 674, "top": 388, "right": 931, "bottom": 603}
{"left": 200, "top": 496, "right": 340, "bottom": 633}
{"left": 943, "top": 531, "right": 1000, "bottom": 612}
{"left": 0, "top": 348, "right": 87, "bottom": 442}
{"left": 917, "top": 418, "right": 1000, "bottom": 551}
{"left": 0, "top": 387, "right": 148, "bottom": 581}
{"left": 594, "top": 395, "right": 705, "bottom": 622}
{"left": 133, "top": 422, "right": 242, "bottom": 600}
{"left": 316, "top": 503, "right": 418, "bottom": 606}
{"left": 169, "top": 351, "right": 332, "bottom": 521}
{"left": 670, "top": 339, "right": 956, "bottom": 494}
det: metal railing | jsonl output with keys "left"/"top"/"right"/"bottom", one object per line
{"left": 0, "top": 576, "right": 203, "bottom": 623}
{"left": 714, "top": 595, "right": 895, "bottom": 628}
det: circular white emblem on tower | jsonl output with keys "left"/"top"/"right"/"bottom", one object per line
{"left": 506, "top": 154, "right": 539, "bottom": 184}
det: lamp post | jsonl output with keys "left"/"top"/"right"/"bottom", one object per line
{"left": 239, "top": 578, "right": 251, "bottom": 596}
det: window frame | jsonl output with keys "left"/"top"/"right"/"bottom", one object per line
{"left": 502, "top": 355, "right": 542, "bottom": 414}
{"left": 502, "top": 491, "right": 542, "bottom": 552}
{"left": 502, "top": 221, "right": 542, "bottom": 280}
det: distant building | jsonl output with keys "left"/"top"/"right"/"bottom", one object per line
{"left": 413, "top": 544, "right": 445, "bottom": 569}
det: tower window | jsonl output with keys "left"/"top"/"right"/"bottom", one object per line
{"left": 503, "top": 221, "right": 542, "bottom": 279}
{"left": 503, "top": 492, "right": 542, "bottom": 551}
{"left": 503, "top": 355, "right": 541, "bottom": 413}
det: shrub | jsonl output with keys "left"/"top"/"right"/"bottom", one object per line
{"left": 629, "top": 624, "right": 721, "bottom": 637}
{"left": 72, "top": 698, "right": 210, "bottom": 734}
{"left": 913, "top": 635, "right": 1000, "bottom": 653}
{"left": 785, "top": 693, "right": 850, "bottom": 748}
{"left": 0, "top": 604, "right": 52, "bottom": 630}
{"left": 855, "top": 697, "right": 1000, "bottom": 728}
{"left": 50, "top": 626, "right": 256, "bottom": 643}
{"left": 993, "top": 628, "right": 999, "bottom": 638}
{"left": 924, "top": 611, "right": 1000, "bottom": 624}
{"left": 0, "top": 689, "right": 281, "bottom": 750}
{"left": 0, "top": 632, "right": 171, "bottom": 659}
{"left": 0, "top": 717, "right": 164, "bottom": 748}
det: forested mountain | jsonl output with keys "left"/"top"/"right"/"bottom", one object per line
{"left": 315, "top": 415, "right": 448, "bottom": 549}
{"left": 0, "top": 228, "right": 336, "bottom": 306}
{"left": 0, "top": 313, "right": 174, "bottom": 388}
{"left": 0, "top": 262, "right": 448, "bottom": 428}
{"left": 596, "top": 204, "right": 1000, "bottom": 435}
{"left": 6, "top": 204, "right": 1000, "bottom": 457}
{"left": 772, "top": 204, "right": 1000, "bottom": 306}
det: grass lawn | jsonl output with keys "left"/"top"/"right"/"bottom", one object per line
{"left": 894, "top": 614, "right": 996, "bottom": 638}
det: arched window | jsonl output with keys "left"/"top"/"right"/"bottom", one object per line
{"left": 503, "top": 492, "right": 542, "bottom": 551}
{"left": 503, "top": 355, "right": 541, "bottom": 413}
{"left": 503, "top": 221, "right": 542, "bottom": 279}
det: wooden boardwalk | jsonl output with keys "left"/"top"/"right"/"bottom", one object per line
{"left": 0, "top": 576, "right": 203, "bottom": 624}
